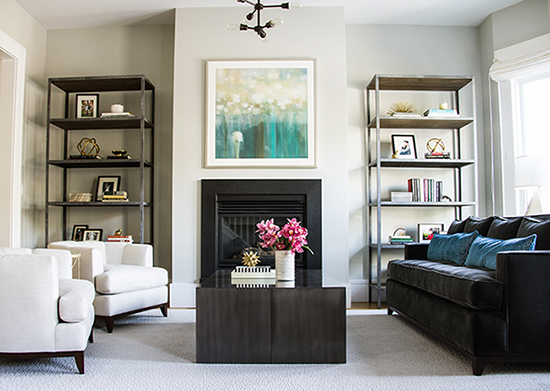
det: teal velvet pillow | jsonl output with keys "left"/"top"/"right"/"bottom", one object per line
{"left": 463, "top": 234, "right": 537, "bottom": 270}
{"left": 427, "top": 231, "right": 479, "bottom": 265}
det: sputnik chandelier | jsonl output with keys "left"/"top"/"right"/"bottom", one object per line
{"left": 228, "top": 0, "right": 301, "bottom": 40}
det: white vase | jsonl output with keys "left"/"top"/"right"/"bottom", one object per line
{"left": 275, "top": 250, "right": 295, "bottom": 281}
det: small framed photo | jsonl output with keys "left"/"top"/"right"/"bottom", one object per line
{"left": 391, "top": 134, "right": 417, "bottom": 159}
{"left": 72, "top": 224, "right": 89, "bottom": 241}
{"left": 96, "top": 176, "right": 121, "bottom": 201}
{"left": 418, "top": 223, "right": 444, "bottom": 243}
{"left": 76, "top": 94, "right": 99, "bottom": 118}
{"left": 82, "top": 229, "right": 103, "bottom": 242}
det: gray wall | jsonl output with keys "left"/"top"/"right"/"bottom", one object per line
{"left": 45, "top": 24, "right": 175, "bottom": 274}
{"left": 346, "top": 24, "right": 483, "bottom": 287}
{"left": 170, "top": 6, "right": 349, "bottom": 306}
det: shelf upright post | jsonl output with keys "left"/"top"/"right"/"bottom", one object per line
{"left": 62, "top": 86, "right": 69, "bottom": 239}
{"left": 139, "top": 76, "right": 146, "bottom": 244}
{"left": 375, "top": 75, "right": 382, "bottom": 309}
{"left": 365, "top": 82, "right": 372, "bottom": 306}
{"left": 150, "top": 81, "right": 155, "bottom": 247}
{"left": 471, "top": 77, "right": 479, "bottom": 217}
{"left": 46, "top": 80, "right": 52, "bottom": 245}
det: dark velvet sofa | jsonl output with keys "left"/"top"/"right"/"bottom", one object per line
{"left": 386, "top": 215, "right": 550, "bottom": 375}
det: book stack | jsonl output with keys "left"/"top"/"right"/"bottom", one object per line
{"left": 102, "top": 191, "right": 128, "bottom": 202}
{"left": 101, "top": 112, "right": 135, "bottom": 118}
{"left": 423, "top": 109, "right": 459, "bottom": 117}
{"left": 425, "top": 152, "right": 451, "bottom": 159}
{"left": 106, "top": 235, "right": 133, "bottom": 243}
{"left": 407, "top": 178, "right": 444, "bottom": 202}
{"left": 388, "top": 235, "right": 413, "bottom": 245}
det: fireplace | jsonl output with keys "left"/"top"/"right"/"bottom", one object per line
{"left": 201, "top": 179, "right": 322, "bottom": 281}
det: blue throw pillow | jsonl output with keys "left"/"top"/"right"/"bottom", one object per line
{"left": 427, "top": 231, "right": 479, "bottom": 265}
{"left": 463, "top": 234, "right": 537, "bottom": 270}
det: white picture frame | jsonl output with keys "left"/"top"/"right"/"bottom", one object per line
{"left": 205, "top": 60, "right": 316, "bottom": 168}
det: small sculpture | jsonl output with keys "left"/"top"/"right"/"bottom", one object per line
{"left": 241, "top": 251, "right": 261, "bottom": 267}
{"left": 425, "top": 138, "right": 450, "bottom": 159}
{"left": 77, "top": 137, "right": 100, "bottom": 158}
{"left": 113, "top": 228, "right": 123, "bottom": 236}
{"left": 387, "top": 101, "right": 416, "bottom": 116}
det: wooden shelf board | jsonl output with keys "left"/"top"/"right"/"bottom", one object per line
{"left": 369, "top": 158, "right": 475, "bottom": 169}
{"left": 50, "top": 117, "right": 153, "bottom": 130}
{"left": 49, "top": 75, "right": 154, "bottom": 92}
{"left": 368, "top": 116, "right": 473, "bottom": 129}
{"left": 370, "top": 201, "right": 475, "bottom": 207}
{"left": 48, "top": 201, "right": 151, "bottom": 207}
{"left": 367, "top": 75, "right": 472, "bottom": 91}
{"left": 49, "top": 159, "right": 152, "bottom": 169}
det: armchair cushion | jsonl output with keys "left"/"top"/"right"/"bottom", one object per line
{"left": 95, "top": 265, "right": 168, "bottom": 295}
{"left": 58, "top": 279, "right": 95, "bottom": 323}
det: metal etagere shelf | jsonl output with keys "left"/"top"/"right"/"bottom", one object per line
{"left": 366, "top": 74, "right": 478, "bottom": 308}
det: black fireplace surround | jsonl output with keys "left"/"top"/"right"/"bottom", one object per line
{"left": 201, "top": 179, "right": 322, "bottom": 281}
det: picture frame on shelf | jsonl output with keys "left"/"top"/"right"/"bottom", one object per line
{"left": 83, "top": 229, "right": 103, "bottom": 242}
{"left": 391, "top": 134, "right": 417, "bottom": 159}
{"left": 72, "top": 224, "right": 88, "bottom": 241}
{"left": 205, "top": 60, "right": 316, "bottom": 168}
{"left": 417, "top": 223, "right": 444, "bottom": 243}
{"left": 96, "top": 176, "right": 121, "bottom": 201}
{"left": 76, "top": 94, "right": 99, "bottom": 118}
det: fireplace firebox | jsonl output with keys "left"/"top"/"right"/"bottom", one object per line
{"left": 201, "top": 179, "right": 321, "bottom": 281}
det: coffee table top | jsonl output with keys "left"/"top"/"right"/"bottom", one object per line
{"left": 200, "top": 269, "right": 344, "bottom": 289}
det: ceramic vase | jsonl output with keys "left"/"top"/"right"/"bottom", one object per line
{"left": 275, "top": 250, "right": 295, "bottom": 281}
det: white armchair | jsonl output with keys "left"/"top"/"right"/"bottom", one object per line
{"left": 0, "top": 251, "right": 95, "bottom": 374}
{"left": 48, "top": 241, "right": 169, "bottom": 333}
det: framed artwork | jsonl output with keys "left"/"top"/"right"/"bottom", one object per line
{"left": 72, "top": 224, "right": 88, "bottom": 241}
{"left": 391, "top": 134, "right": 417, "bottom": 159}
{"left": 83, "top": 229, "right": 103, "bottom": 241}
{"left": 96, "top": 176, "right": 121, "bottom": 201}
{"left": 417, "top": 223, "right": 444, "bottom": 243}
{"left": 76, "top": 94, "right": 99, "bottom": 118}
{"left": 206, "top": 60, "right": 315, "bottom": 168}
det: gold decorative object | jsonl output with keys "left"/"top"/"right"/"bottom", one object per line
{"left": 392, "top": 227, "right": 407, "bottom": 237}
{"left": 241, "top": 251, "right": 261, "bottom": 267}
{"left": 112, "top": 149, "right": 127, "bottom": 157}
{"left": 387, "top": 101, "right": 416, "bottom": 115}
{"left": 426, "top": 138, "right": 446, "bottom": 154}
{"left": 391, "top": 150, "right": 400, "bottom": 159}
{"left": 77, "top": 137, "right": 100, "bottom": 157}
{"left": 113, "top": 228, "right": 123, "bottom": 236}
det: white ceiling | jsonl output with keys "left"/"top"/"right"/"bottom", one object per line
{"left": 14, "top": 0, "right": 525, "bottom": 30}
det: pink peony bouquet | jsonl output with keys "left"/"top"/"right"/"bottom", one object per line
{"left": 256, "top": 218, "right": 313, "bottom": 255}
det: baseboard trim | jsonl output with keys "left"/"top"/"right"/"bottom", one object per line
{"left": 169, "top": 283, "right": 198, "bottom": 308}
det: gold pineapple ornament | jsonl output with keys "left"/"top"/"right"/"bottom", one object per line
{"left": 241, "top": 251, "right": 261, "bottom": 267}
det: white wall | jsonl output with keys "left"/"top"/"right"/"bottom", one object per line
{"left": 171, "top": 7, "right": 349, "bottom": 306}
{"left": 0, "top": 0, "right": 47, "bottom": 248}
{"left": 346, "top": 24, "right": 483, "bottom": 297}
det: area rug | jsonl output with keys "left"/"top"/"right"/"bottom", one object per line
{"left": 1, "top": 310, "right": 549, "bottom": 390}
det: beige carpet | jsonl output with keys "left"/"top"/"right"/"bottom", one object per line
{"left": 1, "top": 309, "right": 549, "bottom": 390}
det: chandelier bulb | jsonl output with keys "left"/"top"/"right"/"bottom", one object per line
{"left": 272, "top": 16, "right": 284, "bottom": 26}
{"left": 227, "top": 23, "right": 239, "bottom": 31}
{"left": 291, "top": 1, "right": 303, "bottom": 8}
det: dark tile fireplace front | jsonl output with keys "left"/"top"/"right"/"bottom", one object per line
{"left": 201, "top": 179, "right": 322, "bottom": 281}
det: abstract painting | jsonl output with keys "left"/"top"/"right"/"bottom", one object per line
{"left": 206, "top": 60, "right": 315, "bottom": 167}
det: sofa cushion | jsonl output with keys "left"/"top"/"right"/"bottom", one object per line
{"left": 388, "top": 259, "right": 503, "bottom": 310}
{"left": 487, "top": 217, "right": 523, "bottom": 239}
{"left": 447, "top": 219, "right": 467, "bottom": 234}
{"left": 464, "top": 216, "right": 494, "bottom": 236}
{"left": 95, "top": 265, "right": 168, "bottom": 295}
{"left": 517, "top": 217, "right": 550, "bottom": 250}
{"left": 464, "top": 234, "right": 537, "bottom": 270}
{"left": 427, "top": 231, "right": 479, "bottom": 265}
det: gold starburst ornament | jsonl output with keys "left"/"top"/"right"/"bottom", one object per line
{"left": 387, "top": 101, "right": 416, "bottom": 116}
{"left": 241, "top": 251, "right": 261, "bottom": 267}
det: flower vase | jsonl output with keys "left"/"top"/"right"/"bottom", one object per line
{"left": 275, "top": 250, "right": 295, "bottom": 281}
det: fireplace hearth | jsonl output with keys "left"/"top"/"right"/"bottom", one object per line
{"left": 201, "top": 179, "right": 321, "bottom": 281}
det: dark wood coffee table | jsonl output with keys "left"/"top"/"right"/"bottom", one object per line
{"left": 196, "top": 269, "right": 346, "bottom": 364}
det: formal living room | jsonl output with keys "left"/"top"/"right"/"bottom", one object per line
{"left": 1, "top": 0, "right": 550, "bottom": 389}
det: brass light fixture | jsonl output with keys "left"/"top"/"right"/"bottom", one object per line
{"left": 228, "top": 0, "right": 301, "bottom": 40}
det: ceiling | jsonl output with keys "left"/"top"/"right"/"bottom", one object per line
{"left": 14, "top": 0, "right": 525, "bottom": 30}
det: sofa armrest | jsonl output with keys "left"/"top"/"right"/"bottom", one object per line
{"left": 58, "top": 279, "right": 95, "bottom": 323}
{"left": 404, "top": 243, "right": 430, "bottom": 260}
{"left": 122, "top": 244, "right": 153, "bottom": 267}
{"left": 49, "top": 246, "right": 105, "bottom": 283}
{"left": 496, "top": 250, "right": 550, "bottom": 355}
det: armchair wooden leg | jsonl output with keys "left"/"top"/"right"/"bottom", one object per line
{"left": 472, "top": 357, "right": 486, "bottom": 376}
{"left": 160, "top": 303, "right": 168, "bottom": 317}
{"left": 105, "top": 318, "right": 115, "bottom": 333}
{"left": 75, "top": 351, "right": 85, "bottom": 374}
